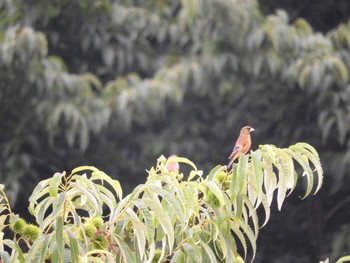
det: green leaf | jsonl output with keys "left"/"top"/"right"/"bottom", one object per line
{"left": 230, "top": 165, "right": 239, "bottom": 202}
{"left": 241, "top": 195, "right": 259, "bottom": 236}
{"left": 261, "top": 151, "right": 277, "bottom": 206}
{"left": 294, "top": 142, "right": 323, "bottom": 193}
{"left": 287, "top": 146, "right": 314, "bottom": 198}
{"left": 237, "top": 219, "right": 257, "bottom": 261}
{"left": 210, "top": 205, "right": 226, "bottom": 230}
{"left": 294, "top": 18, "right": 313, "bottom": 34}
{"left": 236, "top": 154, "right": 249, "bottom": 194}
{"left": 182, "top": 184, "right": 199, "bottom": 219}
{"left": 95, "top": 184, "right": 118, "bottom": 213}
{"left": 35, "top": 197, "right": 56, "bottom": 228}
{"left": 143, "top": 196, "right": 174, "bottom": 250}
{"left": 68, "top": 232, "right": 79, "bottom": 263}
{"left": 206, "top": 181, "right": 226, "bottom": 207}
{"left": 147, "top": 185, "right": 185, "bottom": 223}
{"left": 251, "top": 150, "right": 263, "bottom": 195}
{"left": 41, "top": 193, "right": 65, "bottom": 230}
{"left": 114, "top": 235, "right": 136, "bottom": 263}
{"left": 207, "top": 165, "right": 226, "bottom": 181}
{"left": 218, "top": 232, "right": 234, "bottom": 262}
{"left": 70, "top": 165, "right": 97, "bottom": 176}
{"left": 70, "top": 180, "right": 102, "bottom": 215}
{"left": 182, "top": 241, "right": 201, "bottom": 263}
{"left": 258, "top": 193, "right": 271, "bottom": 227}
{"left": 49, "top": 172, "right": 63, "bottom": 197}
{"left": 337, "top": 255, "right": 350, "bottom": 262}
{"left": 131, "top": 200, "right": 155, "bottom": 244}
{"left": 170, "top": 249, "right": 185, "bottom": 262}
{"left": 38, "top": 236, "right": 50, "bottom": 263}
{"left": 230, "top": 221, "right": 247, "bottom": 259}
{"left": 330, "top": 56, "right": 348, "bottom": 83}
{"left": 261, "top": 145, "right": 277, "bottom": 165}
{"left": 82, "top": 73, "right": 103, "bottom": 89}
{"left": 275, "top": 149, "right": 293, "bottom": 210}
{"left": 109, "top": 194, "right": 132, "bottom": 226}
{"left": 91, "top": 168, "right": 123, "bottom": 199}
{"left": 233, "top": 193, "right": 243, "bottom": 221}
{"left": 25, "top": 236, "right": 48, "bottom": 263}
{"left": 29, "top": 178, "right": 52, "bottom": 216}
{"left": 200, "top": 240, "right": 218, "bottom": 263}
{"left": 0, "top": 251, "right": 11, "bottom": 263}
{"left": 124, "top": 208, "right": 147, "bottom": 260}
{"left": 55, "top": 216, "right": 64, "bottom": 262}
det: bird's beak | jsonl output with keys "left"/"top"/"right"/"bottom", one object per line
{"left": 250, "top": 128, "right": 255, "bottom": 132}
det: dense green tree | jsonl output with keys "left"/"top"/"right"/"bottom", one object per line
{"left": 0, "top": 149, "right": 323, "bottom": 262}
{"left": 1, "top": 0, "right": 350, "bottom": 262}
{"left": 260, "top": 0, "right": 350, "bottom": 33}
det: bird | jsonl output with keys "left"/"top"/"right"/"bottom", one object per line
{"left": 165, "top": 155, "right": 180, "bottom": 173}
{"left": 227, "top": 126, "right": 255, "bottom": 169}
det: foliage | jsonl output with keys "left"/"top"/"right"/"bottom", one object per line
{"left": 321, "top": 255, "right": 350, "bottom": 263}
{"left": 0, "top": 143, "right": 322, "bottom": 262}
{"left": 1, "top": 0, "right": 350, "bottom": 262}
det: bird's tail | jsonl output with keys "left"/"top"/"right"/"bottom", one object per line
{"left": 227, "top": 159, "right": 234, "bottom": 169}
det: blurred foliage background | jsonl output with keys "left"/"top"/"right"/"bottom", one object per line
{"left": 1, "top": 0, "right": 350, "bottom": 262}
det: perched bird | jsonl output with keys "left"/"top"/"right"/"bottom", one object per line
{"left": 227, "top": 126, "right": 255, "bottom": 169}
{"left": 165, "top": 155, "right": 180, "bottom": 173}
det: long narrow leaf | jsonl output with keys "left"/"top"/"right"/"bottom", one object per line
{"left": 114, "top": 235, "right": 136, "bottom": 263}
{"left": 206, "top": 181, "right": 226, "bottom": 207}
{"left": 147, "top": 185, "right": 185, "bottom": 223}
{"left": 124, "top": 208, "right": 147, "bottom": 260}
{"left": 200, "top": 240, "right": 218, "bottom": 263}
{"left": 131, "top": 200, "right": 155, "bottom": 244}
{"left": 68, "top": 232, "right": 80, "bottom": 263}
{"left": 143, "top": 196, "right": 174, "bottom": 250}
{"left": 182, "top": 242, "right": 201, "bottom": 263}
{"left": 286, "top": 147, "right": 314, "bottom": 198}
{"left": 55, "top": 216, "right": 64, "bottom": 262}
{"left": 236, "top": 154, "right": 249, "bottom": 194}
{"left": 49, "top": 172, "right": 63, "bottom": 197}
{"left": 293, "top": 143, "right": 323, "bottom": 193}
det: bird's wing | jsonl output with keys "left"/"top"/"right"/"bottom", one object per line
{"left": 228, "top": 145, "right": 242, "bottom": 159}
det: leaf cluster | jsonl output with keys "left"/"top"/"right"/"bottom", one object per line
{"left": 0, "top": 143, "right": 322, "bottom": 262}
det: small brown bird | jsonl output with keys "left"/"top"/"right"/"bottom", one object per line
{"left": 227, "top": 126, "right": 255, "bottom": 169}
{"left": 165, "top": 155, "right": 180, "bottom": 173}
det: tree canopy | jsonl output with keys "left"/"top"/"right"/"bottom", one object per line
{"left": 0, "top": 146, "right": 323, "bottom": 262}
{"left": 1, "top": 0, "right": 350, "bottom": 262}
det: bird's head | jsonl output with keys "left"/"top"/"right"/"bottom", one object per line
{"left": 240, "top": 126, "right": 255, "bottom": 134}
